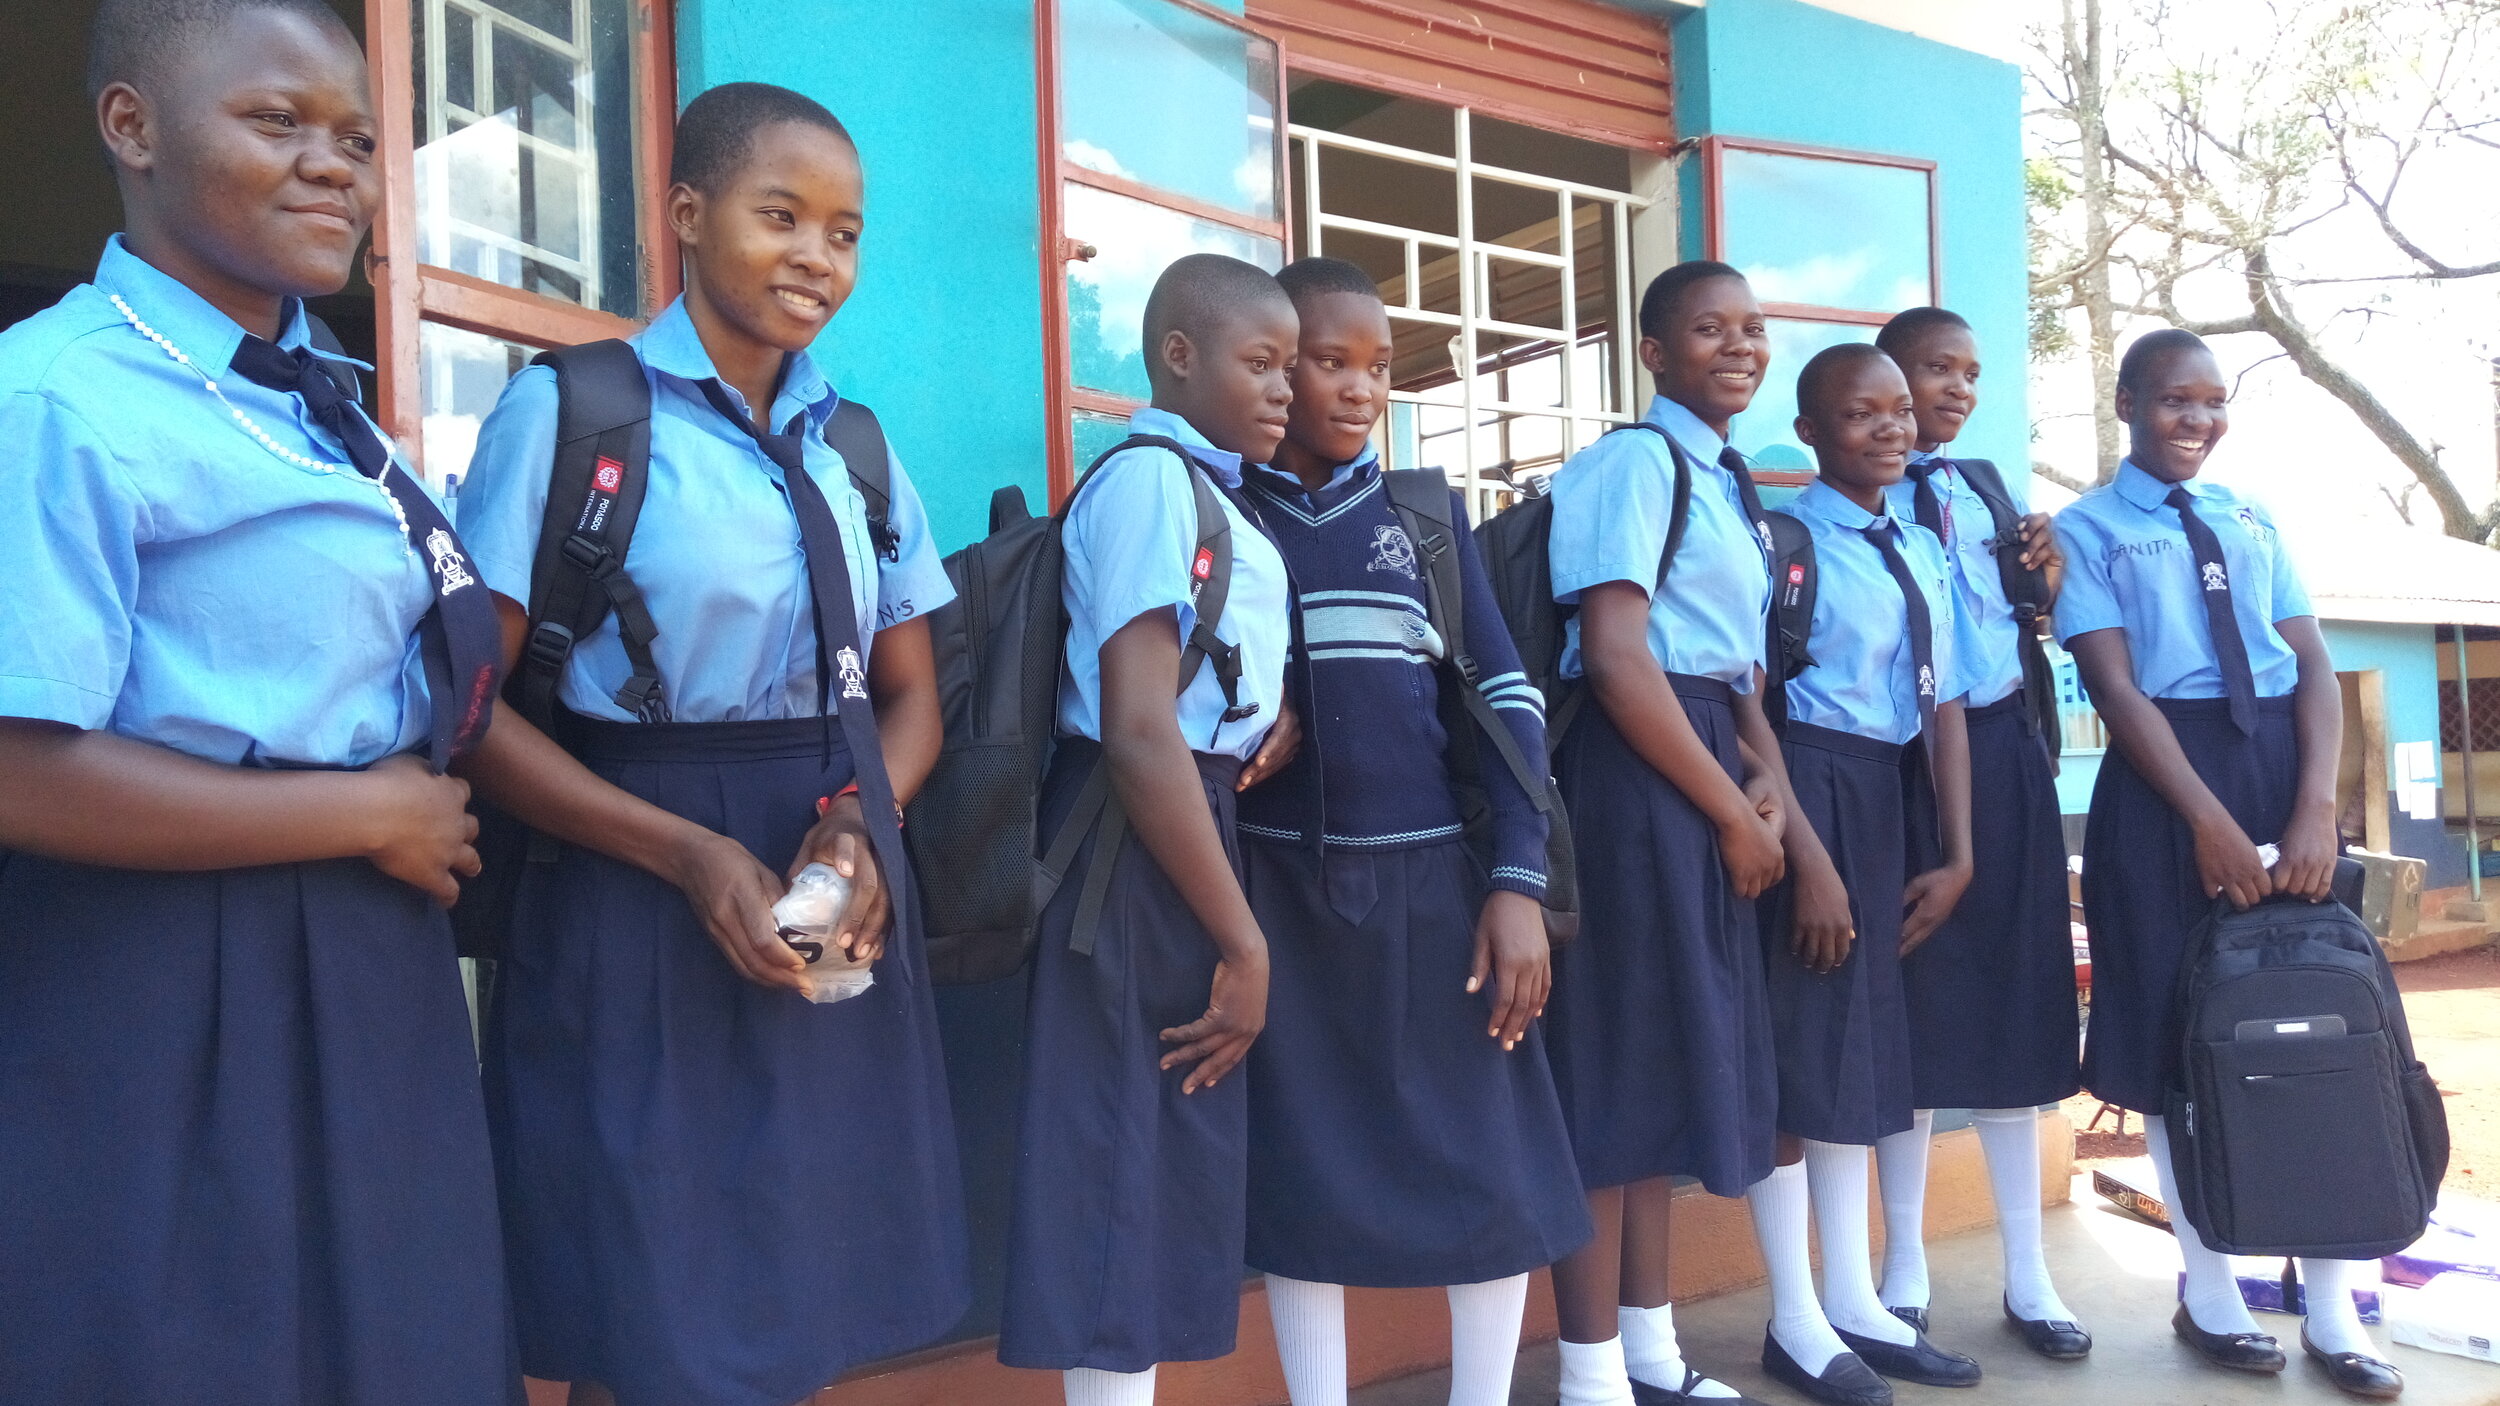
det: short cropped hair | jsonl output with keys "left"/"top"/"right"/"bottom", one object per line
{"left": 1795, "top": 341, "right": 1897, "bottom": 422}
{"left": 88, "top": 0, "right": 349, "bottom": 102}
{"left": 1875, "top": 306, "right": 1971, "bottom": 359}
{"left": 1142, "top": 253, "right": 1293, "bottom": 386}
{"left": 671, "top": 82, "right": 854, "bottom": 194}
{"left": 1637, "top": 260, "right": 1747, "bottom": 344}
{"left": 2118, "top": 327, "right": 2210, "bottom": 394}
{"left": 1274, "top": 256, "right": 1381, "bottom": 308}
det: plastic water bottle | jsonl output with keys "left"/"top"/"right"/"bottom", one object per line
{"left": 770, "top": 863, "right": 876, "bottom": 1005}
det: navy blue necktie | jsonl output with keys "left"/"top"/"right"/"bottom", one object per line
{"left": 1865, "top": 521, "right": 1940, "bottom": 743}
{"left": 2167, "top": 486, "right": 2259, "bottom": 735}
{"left": 1906, "top": 457, "right": 1948, "bottom": 540}
{"left": 1719, "top": 444, "right": 1773, "bottom": 554}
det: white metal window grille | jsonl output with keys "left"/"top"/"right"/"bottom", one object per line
{"left": 1290, "top": 110, "right": 1651, "bottom": 522}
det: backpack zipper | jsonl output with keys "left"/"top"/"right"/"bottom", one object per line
{"left": 963, "top": 564, "right": 989, "bottom": 739}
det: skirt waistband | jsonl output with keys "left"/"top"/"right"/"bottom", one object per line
{"left": 1051, "top": 735, "right": 1245, "bottom": 790}
{"left": 1668, "top": 672, "right": 1737, "bottom": 706}
{"left": 556, "top": 709, "right": 853, "bottom": 764}
{"left": 1783, "top": 721, "right": 1908, "bottom": 766}
{"left": 2151, "top": 694, "right": 2296, "bottom": 722}
{"left": 1967, "top": 689, "right": 2031, "bottom": 721}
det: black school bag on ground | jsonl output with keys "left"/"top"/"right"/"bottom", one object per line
{"left": 1472, "top": 421, "right": 1691, "bottom": 753}
{"left": 1382, "top": 469, "right": 1579, "bottom": 944}
{"left": 449, "top": 339, "right": 896, "bottom": 959}
{"left": 902, "top": 436, "right": 1243, "bottom": 984}
{"left": 2161, "top": 864, "right": 2449, "bottom": 1258}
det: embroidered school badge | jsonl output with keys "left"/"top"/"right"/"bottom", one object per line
{"left": 1918, "top": 663, "right": 1936, "bottom": 699}
{"left": 2202, "top": 561, "right": 2229, "bottom": 592}
{"left": 1368, "top": 524, "right": 1418, "bottom": 579}
{"left": 836, "top": 646, "right": 868, "bottom": 700}
{"left": 2234, "top": 506, "right": 2271, "bottom": 541}
{"left": 425, "top": 528, "right": 476, "bottom": 595}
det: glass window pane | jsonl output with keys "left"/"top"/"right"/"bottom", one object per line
{"left": 1731, "top": 319, "right": 1877, "bottom": 471}
{"left": 1073, "top": 408, "right": 1135, "bottom": 477}
{"left": 415, "top": 0, "right": 643, "bottom": 316}
{"left": 422, "top": 321, "right": 535, "bottom": 495}
{"left": 1060, "top": 0, "right": 1278, "bottom": 220}
{"left": 1064, "top": 181, "right": 1282, "bottom": 401}
{"left": 1720, "top": 147, "right": 1932, "bottom": 313}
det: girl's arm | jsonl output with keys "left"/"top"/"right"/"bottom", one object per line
{"left": 1100, "top": 608, "right": 1268, "bottom": 1094}
{"left": 1900, "top": 699, "right": 1974, "bottom": 953}
{"left": 2272, "top": 615, "right": 2343, "bottom": 901}
{"left": 1731, "top": 671, "right": 1850, "bottom": 973}
{"left": 2065, "top": 628, "right": 2273, "bottom": 909}
{"left": 0, "top": 717, "right": 480, "bottom": 904}
{"left": 455, "top": 596, "right": 807, "bottom": 992}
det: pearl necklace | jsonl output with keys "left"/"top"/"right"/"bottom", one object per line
{"left": 109, "top": 291, "right": 414, "bottom": 559}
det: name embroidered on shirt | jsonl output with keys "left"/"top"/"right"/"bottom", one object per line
{"left": 2106, "top": 538, "right": 2178, "bottom": 563}
{"left": 1367, "top": 524, "right": 1418, "bottom": 579}
{"left": 2234, "top": 506, "right": 2272, "bottom": 542}
{"left": 836, "top": 646, "right": 867, "bottom": 700}
{"left": 2202, "top": 561, "right": 2229, "bottom": 592}
{"left": 425, "top": 528, "right": 476, "bottom": 595}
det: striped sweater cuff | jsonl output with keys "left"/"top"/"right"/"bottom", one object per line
{"left": 1488, "top": 865, "right": 1548, "bottom": 900}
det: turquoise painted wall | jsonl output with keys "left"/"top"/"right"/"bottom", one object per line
{"left": 677, "top": 0, "right": 1051, "bottom": 551}
{"left": 1666, "top": 0, "right": 2032, "bottom": 477}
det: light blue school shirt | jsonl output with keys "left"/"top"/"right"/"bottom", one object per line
{"left": 0, "top": 236, "right": 435, "bottom": 766}
{"left": 1550, "top": 395, "right": 1771, "bottom": 691}
{"left": 1055, "top": 406, "right": 1290, "bottom": 761}
{"left": 456, "top": 298, "right": 955, "bottom": 723}
{"left": 1885, "top": 451, "right": 2027, "bottom": 708}
{"left": 2052, "top": 459, "right": 2311, "bottom": 700}
{"left": 1780, "top": 481, "right": 1966, "bottom": 745}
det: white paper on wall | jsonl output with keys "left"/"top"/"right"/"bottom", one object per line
{"left": 2396, "top": 740, "right": 2439, "bottom": 821}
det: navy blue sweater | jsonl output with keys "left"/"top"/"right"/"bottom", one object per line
{"left": 1237, "top": 458, "right": 1549, "bottom": 900}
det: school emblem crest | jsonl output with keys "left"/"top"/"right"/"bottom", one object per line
{"left": 2202, "top": 561, "right": 2229, "bottom": 593}
{"left": 425, "top": 528, "right": 475, "bottom": 596}
{"left": 2234, "top": 506, "right": 2270, "bottom": 541}
{"left": 836, "top": 646, "right": 868, "bottom": 701}
{"left": 1917, "top": 663, "right": 1936, "bottom": 699}
{"left": 1368, "top": 524, "right": 1418, "bottom": 579}
{"left": 1755, "top": 520, "right": 1776, "bottom": 559}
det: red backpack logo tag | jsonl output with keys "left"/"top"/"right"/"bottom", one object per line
{"left": 594, "top": 457, "right": 625, "bottom": 494}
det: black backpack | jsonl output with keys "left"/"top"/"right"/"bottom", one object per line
{"left": 450, "top": 339, "right": 895, "bottom": 959}
{"left": 1473, "top": 421, "right": 1691, "bottom": 752}
{"left": 1932, "top": 459, "right": 2060, "bottom": 755}
{"left": 903, "top": 436, "right": 1243, "bottom": 984}
{"left": 1382, "top": 470, "right": 1580, "bottom": 944}
{"left": 1764, "top": 510, "right": 1819, "bottom": 692}
{"left": 2161, "top": 867, "right": 2449, "bottom": 1259}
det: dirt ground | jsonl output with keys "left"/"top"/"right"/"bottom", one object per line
{"left": 2064, "top": 942, "right": 2500, "bottom": 1194}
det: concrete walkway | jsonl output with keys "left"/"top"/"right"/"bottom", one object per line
{"left": 1353, "top": 1175, "right": 2500, "bottom": 1406}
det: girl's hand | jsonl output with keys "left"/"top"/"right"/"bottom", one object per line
{"left": 2272, "top": 806, "right": 2341, "bottom": 903}
{"left": 673, "top": 829, "right": 809, "bottom": 992}
{"left": 2017, "top": 512, "right": 2064, "bottom": 605}
{"left": 1790, "top": 858, "right": 1855, "bottom": 974}
{"left": 1468, "top": 890, "right": 1550, "bottom": 1050}
{"left": 1160, "top": 946, "right": 1269, "bottom": 1093}
{"left": 1237, "top": 699, "right": 1302, "bottom": 791}
{"left": 2193, "top": 815, "right": 2273, "bottom": 911}
{"left": 1717, "top": 810, "right": 1786, "bottom": 899}
{"left": 362, "top": 754, "right": 482, "bottom": 906}
{"left": 1743, "top": 769, "right": 1787, "bottom": 845}
{"left": 1899, "top": 861, "right": 1972, "bottom": 956}
{"left": 790, "top": 792, "right": 891, "bottom": 961}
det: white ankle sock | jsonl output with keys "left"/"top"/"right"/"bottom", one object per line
{"left": 1446, "top": 1275, "right": 1529, "bottom": 1406}
{"left": 1973, "top": 1106, "right": 2075, "bottom": 1323}
{"left": 2142, "top": 1114, "right": 2261, "bottom": 1336}
{"left": 1802, "top": 1139, "right": 1916, "bottom": 1345}
{"left": 1873, "top": 1111, "right": 1934, "bottom": 1312}
{"left": 1264, "top": 1275, "right": 1347, "bottom": 1406}
{"left": 1747, "top": 1161, "right": 1851, "bottom": 1375}
{"left": 1064, "top": 1365, "right": 1158, "bottom": 1406}
{"left": 1619, "top": 1301, "right": 1740, "bottom": 1397}
{"left": 2299, "top": 1258, "right": 2381, "bottom": 1358}
{"left": 1556, "top": 1335, "right": 1636, "bottom": 1406}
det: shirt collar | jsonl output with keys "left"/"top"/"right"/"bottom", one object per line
{"left": 93, "top": 233, "right": 348, "bottom": 378}
{"left": 1245, "top": 442, "right": 1379, "bottom": 504}
{"left": 2115, "top": 458, "right": 2197, "bottom": 511}
{"left": 1795, "top": 478, "right": 1892, "bottom": 532}
{"left": 1640, "top": 394, "right": 1732, "bottom": 473}
{"left": 1130, "top": 406, "right": 1245, "bottom": 488}
{"left": 636, "top": 296, "right": 839, "bottom": 433}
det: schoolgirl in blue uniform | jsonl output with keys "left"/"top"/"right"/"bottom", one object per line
{"left": 2054, "top": 330, "right": 2399, "bottom": 1399}
{"left": 1235, "top": 258, "right": 1591, "bottom": 1406}
{"left": 998, "top": 253, "right": 1300, "bottom": 1406}
{"left": 1543, "top": 261, "right": 1789, "bottom": 1406}
{"left": 0, "top": 3, "right": 514, "bottom": 1401}
{"left": 1750, "top": 344, "right": 1978, "bottom": 1406}
{"left": 455, "top": 85, "right": 968, "bottom": 1406}
{"left": 1866, "top": 308, "right": 2088, "bottom": 1359}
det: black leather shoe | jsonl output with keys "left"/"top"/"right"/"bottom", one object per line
{"left": 2003, "top": 1297, "right": 2092, "bottom": 1360}
{"left": 1630, "top": 1367, "right": 1771, "bottom": 1405}
{"left": 2172, "top": 1305, "right": 2286, "bottom": 1373}
{"left": 2303, "top": 1329, "right": 2405, "bottom": 1399}
{"left": 1887, "top": 1305, "right": 1928, "bottom": 1334}
{"left": 1761, "top": 1328, "right": 1892, "bottom": 1406}
{"left": 1835, "top": 1324, "right": 1983, "bottom": 1387}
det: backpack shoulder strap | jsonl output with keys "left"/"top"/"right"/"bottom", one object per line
{"left": 518, "top": 339, "right": 667, "bottom": 727}
{"left": 1766, "top": 510, "right": 1819, "bottom": 682}
{"left": 823, "top": 397, "right": 898, "bottom": 562}
{"left": 1063, "top": 433, "right": 1243, "bottom": 708}
{"left": 1952, "top": 458, "right": 2052, "bottom": 614}
{"left": 1613, "top": 422, "right": 1695, "bottom": 590}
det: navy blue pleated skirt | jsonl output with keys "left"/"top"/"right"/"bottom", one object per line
{"left": 1900, "top": 694, "right": 2083, "bottom": 1109}
{"left": 1760, "top": 723, "right": 1918, "bottom": 1147}
{"left": 486, "top": 714, "right": 970, "bottom": 1406}
{"left": 1241, "top": 838, "right": 1592, "bottom": 1287}
{"left": 0, "top": 850, "right": 517, "bottom": 1406}
{"left": 1546, "top": 677, "right": 1778, "bottom": 1196}
{"left": 999, "top": 740, "right": 1251, "bottom": 1371}
{"left": 2081, "top": 696, "right": 2299, "bottom": 1113}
